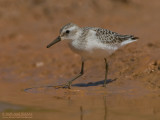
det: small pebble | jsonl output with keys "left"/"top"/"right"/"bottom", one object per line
{"left": 36, "top": 62, "right": 44, "bottom": 67}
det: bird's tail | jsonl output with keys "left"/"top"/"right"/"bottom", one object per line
{"left": 131, "top": 36, "right": 139, "bottom": 40}
{"left": 119, "top": 35, "right": 139, "bottom": 46}
{"left": 118, "top": 34, "right": 139, "bottom": 41}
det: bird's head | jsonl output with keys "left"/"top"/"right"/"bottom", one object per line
{"left": 47, "top": 23, "right": 81, "bottom": 48}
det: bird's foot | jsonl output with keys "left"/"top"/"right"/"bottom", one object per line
{"left": 103, "top": 80, "right": 107, "bottom": 87}
{"left": 103, "top": 84, "right": 107, "bottom": 88}
{"left": 54, "top": 81, "right": 72, "bottom": 89}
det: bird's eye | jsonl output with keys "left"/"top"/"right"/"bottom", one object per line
{"left": 66, "top": 30, "right": 70, "bottom": 34}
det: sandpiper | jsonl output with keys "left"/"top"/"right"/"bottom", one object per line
{"left": 47, "top": 23, "right": 138, "bottom": 89}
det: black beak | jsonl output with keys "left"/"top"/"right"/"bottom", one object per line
{"left": 46, "top": 36, "right": 61, "bottom": 48}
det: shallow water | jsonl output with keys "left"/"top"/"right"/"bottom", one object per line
{"left": 1, "top": 94, "right": 160, "bottom": 120}
{"left": 0, "top": 80, "right": 160, "bottom": 120}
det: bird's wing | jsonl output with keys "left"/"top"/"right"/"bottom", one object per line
{"left": 92, "top": 27, "right": 138, "bottom": 44}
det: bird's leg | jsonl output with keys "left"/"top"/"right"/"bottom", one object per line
{"left": 103, "top": 58, "right": 108, "bottom": 87}
{"left": 66, "top": 61, "right": 84, "bottom": 89}
{"left": 55, "top": 61, "right": 84, "bottom": 89}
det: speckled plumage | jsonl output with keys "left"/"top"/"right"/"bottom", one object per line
{"left": 81, "top": 27, "right": 138, "bottom": 44}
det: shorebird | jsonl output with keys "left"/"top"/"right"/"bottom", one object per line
{"left": 47, "top": 23, "right": 138, "bottom": 89}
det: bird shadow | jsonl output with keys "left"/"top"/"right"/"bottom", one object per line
{"left": 24, "top": 78, "right": 117, "bottom": 92}
{"left": 72, "top": 78, "right": 117, "bottom": 87}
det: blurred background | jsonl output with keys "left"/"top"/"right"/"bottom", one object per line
{"left": 0, "top": 0, "right": 160, "bottom": 120}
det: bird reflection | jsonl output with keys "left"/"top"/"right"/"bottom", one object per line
{"left": 80, "top": 106, "right": 83, "bottom": 120}
{"left": 104, "top": 96, "right": 107, "bottom": 120}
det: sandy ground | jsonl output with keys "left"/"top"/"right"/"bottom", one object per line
{"left": 0, "top": 0, "right": 160, "bottom": 120}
